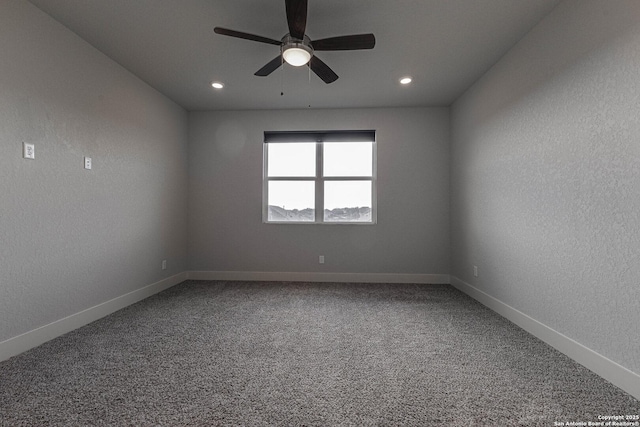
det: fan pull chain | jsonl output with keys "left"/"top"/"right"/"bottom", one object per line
{"left": 308, "top": 64, "right": 312, "bottom": 108}
{"left": 280, "top": 59, "right": 284, "bottom": 96}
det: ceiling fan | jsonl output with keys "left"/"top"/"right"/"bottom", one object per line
{"left": 214, "top": 0, "right": 375, "bottom": 84}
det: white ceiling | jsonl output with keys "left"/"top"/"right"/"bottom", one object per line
{"left": 28, "top": 0, "right": 561, "bottom": 111}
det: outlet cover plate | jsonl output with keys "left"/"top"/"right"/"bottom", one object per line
{"left": 23, "top": 142, "right": 35, "bottom": 159}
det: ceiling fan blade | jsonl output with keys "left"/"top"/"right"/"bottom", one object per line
{"left": 308, "top": 56, "right": 338, "bottom": 84}
{"left": 285, "top": 0, "right": 307, "bottom": 40}
{"left": 214, "top": 27, "right": 281, "bottom": 46}
{"left": 311, "top": 34, "right": 376, "bottom": 51}
{"left": 255, "top": 55, "right": 284, "bottom": 76}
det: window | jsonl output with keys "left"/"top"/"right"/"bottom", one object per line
{"left": 263, "top": 130, "right": 376, "bottom": 224}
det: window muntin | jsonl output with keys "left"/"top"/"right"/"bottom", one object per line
{"left": 263, "top": 131, "right": 376, "bottom": 224}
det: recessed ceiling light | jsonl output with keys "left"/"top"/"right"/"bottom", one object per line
{"left": 400, "top": 77, "right": 412, "bottom": 85}
{"left": 211, "top": 82, "right": 224, "bottom": 89}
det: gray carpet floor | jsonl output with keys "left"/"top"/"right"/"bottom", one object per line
{"left": 0, "top": 281, "right": 638, "bottom": 426}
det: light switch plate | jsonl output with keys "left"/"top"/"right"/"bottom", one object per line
{"left": 84, "top": 156, "right": 92, "bottom": 170}
{"left": 23, "top": 142, "right": 35, "bottom": 159}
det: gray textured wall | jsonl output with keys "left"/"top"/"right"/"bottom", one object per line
{"left": 0, "top": 0, "right": 188, "bottom": 342}
{"left": 188, "top": 108, "right": 450, "bottom": 275}
{"left": 451, "top": 0, "right": 640, "bottom": 374}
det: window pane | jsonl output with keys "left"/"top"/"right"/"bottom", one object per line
{"left": 267, "top": 143, "right": 316, "bottom": 177}
{"left": 324, "top": 181, "right": 372, "bottom": 222}
{"left": 323, "top": 142, "right": 373, "bottom": 177}
{"left": 268, "top": 181, "right": 315, "bottom": 222}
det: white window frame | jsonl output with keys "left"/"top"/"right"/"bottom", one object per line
{"left": 263, "top": 130, "right": 377, "bottom": 225}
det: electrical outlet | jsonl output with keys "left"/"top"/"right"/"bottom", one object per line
{"left": 319, "top": 255, "right": 325, "bottom": 264}
{"left": 23, "top": 142, "right": 35, "bottom": 159}
{"left": 162, "top": 260, "right": 167, "bottom": 270}
{"left": 473, "top": 265, "right": 478, "bottom": 277}
{"left": 84, "top": 157, "right": 92, "bottom": 170}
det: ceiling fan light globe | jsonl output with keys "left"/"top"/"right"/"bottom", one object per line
{"left": 283, "top": 47, "right": 311, "bottom": 66}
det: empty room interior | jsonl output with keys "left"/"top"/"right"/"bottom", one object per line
{"left": 1, "top": 0, "right": 639, "bottom": 425}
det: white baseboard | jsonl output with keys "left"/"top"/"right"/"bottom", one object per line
{"left": 0, "top": 272, "right": 188, "bottom": 362}
{"left": 450, "top": 276, "right": 640, "bottom": 401}
{"left": 188, "top": 270, "right": 450, "bottom": 284}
